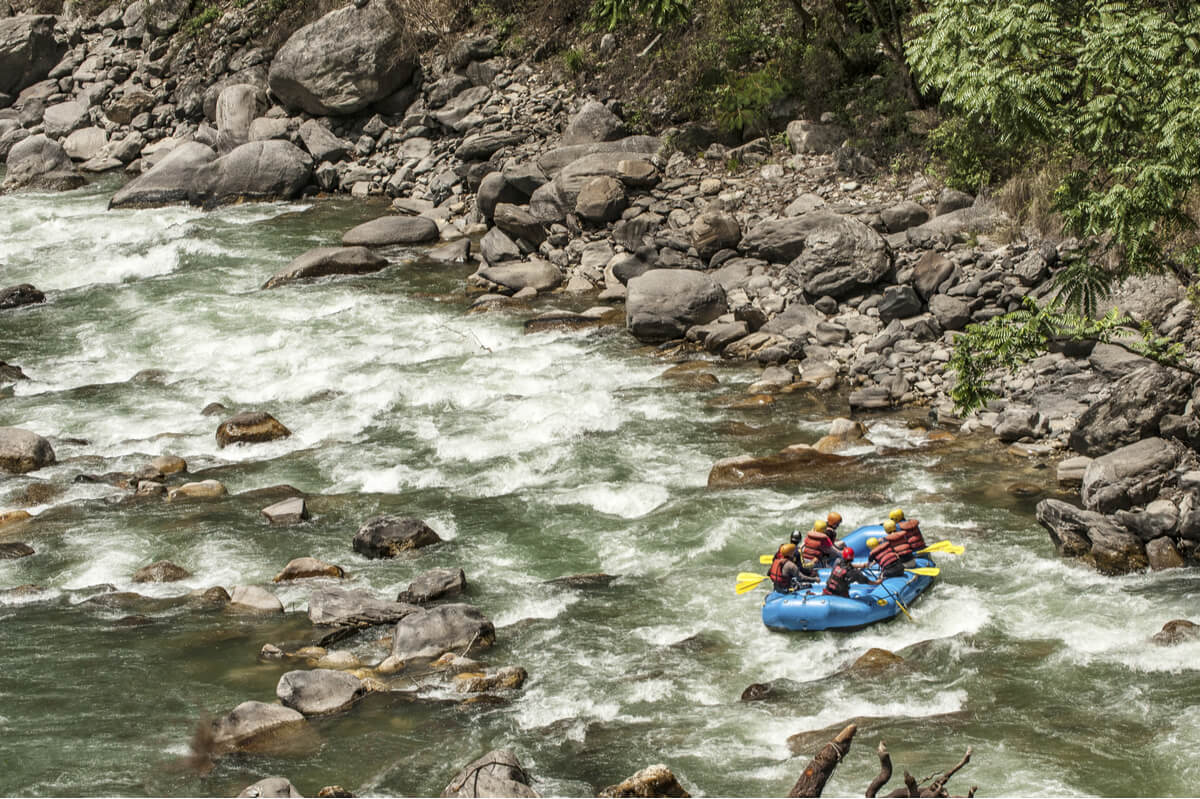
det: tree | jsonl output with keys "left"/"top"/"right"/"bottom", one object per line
{"left": 907, "top": 1, "right": 1200, "bottom": 412}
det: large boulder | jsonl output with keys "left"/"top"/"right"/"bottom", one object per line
{"left": 0, "top": 427, "right": 55, "bottom": 474}
{"left": 1080, "top": 437, "right": 1180, "bottom": 513}
{"left": 237, "top": 777, "right": 303, "bottom": 798}
{"left": 108, "top": 142, "right": 216, "bottom": 209}
{"left": 3, "top": 134, "right": 85, "bottom": 192}
{"left": 297, "top": 119, "right": 352, "bottom": 163}
{"left": 342, "top": 215, "right": 439, "bottom": 246}
{"left": 474, "top": 258, "right": 563, "bottom": 293}
{"left": 561, "top": 100, "right": 625, "bottom": 145}
{"left": 691, "top": 211, "right": 741, "bottom": 261}
{"left": 442, "top": 750, "right": 539, "bottom": 798}
{"left": 785, "top": 119, "right": 845, "bottom": 154}
{"left": 397, "top": 567, "right": 466, "bottom": 604}
{"left": 390, "top": 603, "right": 495, "bottom": 662}
{"left": 268, "top": 3, "right": 417, "bottom": 115}
{"left": 1036, "top": 498, "right": 1148, "bottom": 574}
{"left": 41, "top": 100, "right": 88, "bottom": 139}
{"left": 188, "top": 140, "right": 312, "bottom": 208}
{"left": 575, "top": 175, "right": 627, "bottom": 224}
{"left": 1068, "top": 364, "right": 1193, "bottom": 456}
{"left": 308, "top": 586, "right": 418, "bottom": 627}
{"left": 626, "top": 269, "right": 728, "bottom": 343}
{"left": 599, "top": 765, "right": 690, "bottom": 798}
{"left": 215, "top": 83, "right": 262, "bottom": 154}
{"left": 62, "top": 127, "right": 107, "bottom": 162}
{"left": 772, "top": 212, "right": 892, "bottom": 299}
{"left": 210, "top": 701, "right": 306, "bottom": 755}
{"left": 263, "top": 246, "right": 389, "bottom": 289}
{"left": 276, "top": 668, "right": 364, "bottom": 716}
{"left": 0, "top": 15, "right": 65, "bottom": 98}
{"left": 353, "top": 515, "right": 443, "bottom": 558}
{"left": 216, "top": 411, "right": 291, "bottom": 447}
{"left": 553, "top": 151, "right": 654, "bottom": 207}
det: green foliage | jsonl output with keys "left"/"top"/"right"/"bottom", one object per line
{"left": 927, "top": 116, "right": 1020, "bottom": 192}
{"left": 588, "top": 0, "right": 690, "bottom": 31}
{"left": 909, "top": 1, "right": 1200, "bottom": 276}
{"left": 714, "top": 64, "right": 788, "bottom": 136}
{"left": 562, "top": 48, "right": 587, "bottom": 74}
{"left": 182, "top": 5, "right": 220, "bottom": 37}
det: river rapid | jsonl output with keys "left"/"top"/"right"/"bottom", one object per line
{"left": 3, "top": 181, "right": 1200, "bottom": 797}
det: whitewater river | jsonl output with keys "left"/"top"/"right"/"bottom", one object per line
{"left": 3, "top": 179, "right": 1200, "bottom": 797}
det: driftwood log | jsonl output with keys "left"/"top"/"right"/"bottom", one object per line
{"left": 790, "top": 724, "right": 977, "bottom": 798}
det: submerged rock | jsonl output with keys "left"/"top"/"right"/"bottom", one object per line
{"left": 276, "top": 668, "right": 364, "bottom": 716}
{"left": 442, "top": 749, "right": 538, "bottom": 798}
{"left": 1152, "top": 619, "right": 1200, "bottom": 646}
{"left": 238, "top": 777, "right": 304, "bottom": 798}
{"left": 353, "top": 515, "right": 443, "bottom": 558}
{"left": 263, "top": 246, "right": 389, "bottom": 289}
{"left": 599, "top": 765, "right": 690, "bottom": 798}
{"left": 210, "top": 700, "right": 307, "bottom": 755}
{"left": 0, "top": 283, "right": 45, "bottom": 310}
{"left": 0, "top": 542, "right": 35, "bottom": 559}
{"left": 132, "top": 560, "right": 191, "bottom": 583}
{"left": 217, "top": 411, "right": 292, "bottom": 448}
{"left": 397, "top": 567, "right": 466, "bottom": 603}
{"left": 308, "top": 586, "right": 417, "bottom": 627}
{"left": 390, "top": 603, "right": 495, "bottom": 662}
{"left": 708, "top": 447, "right": 857, "bottom": 488}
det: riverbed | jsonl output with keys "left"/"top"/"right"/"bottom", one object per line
{"left": 3, "top": 182, "right": 1200, "bottom": 797}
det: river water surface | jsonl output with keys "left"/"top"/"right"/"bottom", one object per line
{"left": 3, "top": 180, "right": 1200, "bottom": 797}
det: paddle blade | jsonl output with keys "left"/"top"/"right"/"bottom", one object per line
{"left": 905, "top": 567, "right": 940, "bottom": 577}
{"left": 735, "top": 572, "right": 769, "bottom": 595}
{"left": 759, "top": 554, "right": 773, "bottom": 564}
{"left": 917, "top": 540, "right": 952, "bottom": 553}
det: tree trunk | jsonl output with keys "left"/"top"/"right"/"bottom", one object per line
{"left": 788, "top": 723, "right": 856, "bottom": 797}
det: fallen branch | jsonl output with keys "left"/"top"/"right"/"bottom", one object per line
{"left": 791, "top": 726, "right": 977, "bottom": 797}
{"left": 866, "top": 741, "right": 892, "bottom": 798}
{"left": 788, "top": 723, "right": 855, "bottom": 797}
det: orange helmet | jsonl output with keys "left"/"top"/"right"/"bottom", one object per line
{"left": 827, "top": 511, "right": 842, "bottom": 529}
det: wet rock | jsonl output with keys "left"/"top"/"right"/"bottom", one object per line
{"left": 0, "top": 542, "right": 35, "bottom": 559}
{"left": 268, "top": 3, "right": 416, "bottom": 115}
{"left": 626, "top": 269, "right": 727, "bottom": 343}
{"left": 0, "top": 283, "right": 45, "bottom": 310}
{"left": 1007, "top": 483, "right": 1044, "bottom": 498}
{"left": 846, "top": 648, "right": 904, "bottom": 675}
{"left": 598, "top": 765, "right": 690, "bottom": 798}
{"left": 210, "top": 701, "right": 307, "bottom": 755}
{"left": 262, "top": 497, "right": 309, "bottom": 525}
{"left": 109, "top": 142, "right": 216, "bottom": 209}
{"left": 848, "top": 386, "right": 892, "bottom": 411}
{"left": 453, "top": 665, "right": 528, "bottom": 694}
{"left": 442, "top": 749, "right": 538, "bottom": 798}
{"left": 276, "top": 668, "right": 364, "bottom": 716}
{"left": 353, "top": 515, "right": 443, "bottom": 558}
{"left": 740, "top": 682, "right": 774, "bottom": 702}
{"left": 1152, "top": 619, "right": 1200, "bottom": 646}
{"left": 708, "top": 447, "right": 856, "bottom": 488}
{"left": 1080, "top": 438, "right": 1180, "bottom": 513}
{"left": 229, "top": 585, "right": 285, "bottom": 614}
{"left": 274, "top": 557, "right": 343, "bottom": 582}
{"left": 188, "top": 140, "right": 312, "bottom": 209}
{"left": 238, "top": 777, "right": 303, "bottom": 798}
{"left": 0, "top": 427, "right": 55, "bottom": 474}
{"left": 0, "top": 509, "right": 33, "bottom": 529}
{"left": 308, "top": 586, "right": 417, "bottom": 627}
{"left": 474, "top": 258, "right": 563, "bottom": 293}
{"left": 167, "top": 479, "right": 227, "bottom": 501}
{"left": 151, "top": 455, "right": 186, "bottom": 475}
{"left": 194, "top": 586, "right": 231, "bottom": 606}
{"left": 544, "top": 573, "right": 617, "bottom": 589}
{"left": 1036, "top": 498, "right": 1148, "bottom": 574}
{"left": 1145, "top": 536, "right": 1185, "bottom": 571}
{"left": 390, "top": 603, "right": 495, "bottom": 662}
{"left": 217, "top": 411, "right": 291, "bottom": 448}
{"left": 397, "top": 567, "right": 466, "bottom": 604}
{"left": 342, "top": 215, "right": 438, "bottom": 246}
{"left": 316, "top": 787, "right": 352, "bottom": 798}
{"left": 3, "top": 134, "right": 85, "bottom": 192}
{"left": 1068, "top": 364, "right": 1192, "bottom": 456}
{"left": 132, "top": 560, "right": 191, "bottom": 583}
{"left": 263, "top": 246, "right": 388, "bottom": 289}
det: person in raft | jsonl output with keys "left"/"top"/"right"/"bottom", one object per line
{"left": 882, "top": 518, "right": 917, "bottom": 567}
{"left": 890, "top": 507, "right": 928, "bottom": 555}
{"left": 864, "top": 534, "right": 906, "bottom": 579}
{"left": 800, "top": 519, "right": 840, "bottom": 568}
{"left": 768, "top": 542, "right": 818, "bottom": 593}
{"left": 823, "top": 547, "right": 882, "bottom": 598}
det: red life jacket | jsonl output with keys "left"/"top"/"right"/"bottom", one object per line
{"left": 802, "top": 530, "right": 835, "bottom": 563}
{"left": 886, "top": 531, "right": 913, "bottom": 559}
{"left": 869, "top": 541, "right": 900, "bottom": 571}
{"left": 899, "top": 519, "right": 926, "bottom": 553}
{"left": 768, "top": 553, "right": 791, "bottom": 591}
{"left": 823, "top": 563, "right": 850, "bottom": 596}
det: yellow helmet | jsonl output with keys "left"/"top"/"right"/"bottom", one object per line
{"left": 866, "top": 537, "right": 879, "bottom": 548}
{"left": 781, "top": 543, "right": 797, "bottom": 557}
{"left": 883, "top": 519, "right": 897, "bottom": 533}
{"left": 813, "top": 519, "right": 827, "bottom": 532}
{"left": 889, "top": 508, "right": 905, "bottom": 522}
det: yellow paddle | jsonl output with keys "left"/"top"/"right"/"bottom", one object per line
{"left": 918, "top": 540, "right": 965, "bottom": 555}
{"left": 906, "top": 566, "right": 939, "bottom": 577}
{"left": 735, "top": 572, "right": 770, "bottom": 595}
{"left": 759, "top": 554, "right": 773, "bottom": 564}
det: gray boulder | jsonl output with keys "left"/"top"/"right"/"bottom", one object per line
{"left": 912, "top": 251, "right": 954, "bottom": 299}
{"left": 229, "top": 586, "right": 285, "bottom": 614}
{"left": 691, "top": 210, "right": 741, "bottom": 261}
{"left": 575, "top": 175, "right": 626, "bottom": 224}
{"left": 536, "top": 135, "right": 660, "bottom": 175}
{"left": 627, "top": 269, "right": 727, "bottom": 343}
{"left": 479, "top": 227, "right": 520, "bottom": 264}
{"left": 748, "top": 212, "right": 890, "bottom": 299}
{"left": 145, "top": 0, "right": 194, "bottom": 35}
{"left": 188, "top": 140, "right": 312, "bottom": 208}
{"left": 1115, "top": 499, "right": 1179, "bottom": 542}
{"left": 994, "top": 405, "right": 1041, "bottom": 443}
{"left": 297, "top": 119, "right": 351, "bottom": 162}
{"left": 454, "top": 130, "right": 522, "bottom": 161}
{"left": 443, "top": 750, "right": 539, "bottom": 798}
{"left": 210, "top": 701, "right": 306, "bottom": 754}
{"left": 562, "top": 99, "right": 625, "bottom": 145}
{"left": 906, "top": 205, "right": 1011, "bottom": 248}
{"left": 308, "top": 586, "right": 417, "bottom": 627}
{"left": 390, "top": 602, "right": 495, "bottom": 662}
{"left": 476, "top": 173, "right": 525, "bottom": 220}
{"left": 475, "top": 258, "right": 563, "bottom": 293}
{"left": 1036, "top": 498, "right": 1148, "bottom": 574}
{"left": 62, "top": 127, "right": 107, "bottom": 161}
{"left": 276, "top": 668, "right": 364, "bottom": 716}
{"left": 553, "top": 151, "right": 653, "bottom": 207}
{"left": 929, "top": 294, "right": 970, "bottom": 331}
{"left": 215, "top": 83, "right": 261, "bottom": 154}
{"left": 935, "top": 188, "right": 974, "bottom": 216}
{"left": 0, "top": 426, "right": 55, "bottom": 474}
{"left": 398, "top": 567, "right": 467, "bottom": 604}
{"left": 1086, "top": 341, "right": 1152, "bottom": 379}
{"left": 343, "top": 215, "right": 439, "bottom": 247}
{"left": 268, "top": 3, "right": 417, "bottom": 115}
{"left": 880, "top": 200, "right": 929, "bottom": 233}
{"left": 109, "top": 142, "right": 216, "bottom": 209}
{"left": 1080, "top": 437, "right": 1180, "bottom": 513}
{"left": 786, "top": 119, "right": 845, "bottom": 154}
{"left": 493, "top": 203, "right": 546, "bottom": 245}
{"left": 3, "top": 134, "right": 85, "bottom": 192}
{"left": 263, "top": 246, "right": 389, "bottom": 289}
{"left": 353, "top": 515, "right": 443, "bottom": 558}
{"left": 1068, "top": 364, "right": 1192, "bottom": 456}
{"left": 0, "top": 15, "right": 65, "bottom": 98}
{"left": 237, "top": 777, "right": 303, "bottom": 798}
{"left": 41, "top": 99, "right": 88, "bottom": 139}
{"left": 877, "top": 285, "right": 922, "bottom": 322}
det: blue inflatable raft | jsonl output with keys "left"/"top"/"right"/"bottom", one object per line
{"left": 761, "top": 524, "right": 936, "bottom": 632}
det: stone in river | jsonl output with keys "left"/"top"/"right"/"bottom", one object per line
{"left": 150, "top": 454, "right": 186, "bottom": 475}
{"left": 342, "top": 215, "right": 439, "bottom": 246}
{"left": 397, "top": 567, "right": 466, "bottom": 603}
{"left": 0, "top": 426, "right": 56, "bottom": 474}
{"left": 237, "top": 777, "right": 303, "bottom": 798}
{"left": 132, "top": 560, "right": 191, "bottom": 583}
{"left": 229, "top": 585, "right": 285, "bottom": 614}
{"left": 262, "top": 497, "right": 309, "bottom": 525}
{"left": 263, "top": 246, "right": 389, "bottom": 289}
{"left": 216, "top": 411, "right": 291, "bottom": 448}
{"left": 0, "top": 542, "right": 35, "bottom": 559}
{"left": 598, "top": 765, "right": 689, "bottom": 798}
{"left": 0, "top": 283, "right": 45, "bottom": 309}
{"left": 353, "top": 515, "right": 443, "bottom": 558}
{"left": 274, "top": 557, "right": 343, "bottom": 582}
{"left": 276, "top": 668, "right": 363, "bottom": 715}
{"left": 1152, "top": 619, "right": 1200, "bottom": 646}
{"left": 442, "top": 749, "right": 538, "bottom": 798}
{"left": 167, "top": 480, "right": 227, "bottom": 501}
{"left": 210, "top": 700, "right": 307, "bottom": 755}
{"left": 390, "top": 603, "right": 495, "bottom": 662}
